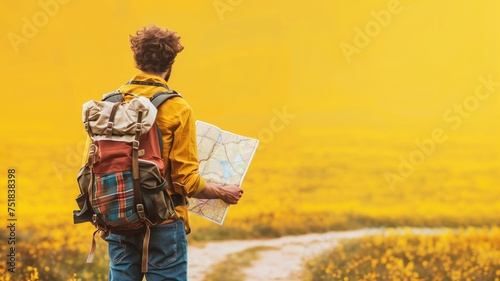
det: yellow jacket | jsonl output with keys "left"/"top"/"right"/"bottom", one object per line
{"left": 118, "top": 73, "right": 206, "bottom": 233}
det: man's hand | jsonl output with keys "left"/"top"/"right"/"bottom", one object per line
{"left": 194, "top": 182, "right": 244, "bottom": 204}
{"left": 214, "top": 183, "right": 243, "bottom": 204}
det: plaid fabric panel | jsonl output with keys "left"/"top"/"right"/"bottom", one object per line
{"left": 92, "top": 171, "right": 136, "bottom": 223}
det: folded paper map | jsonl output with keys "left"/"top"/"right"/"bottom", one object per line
{"left": 188, "top": 121, "right": 259, "bottom": 224}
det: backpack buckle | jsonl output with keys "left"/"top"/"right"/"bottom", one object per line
{"left": 132, "top": 140, "right": 140, "bottom": 149}
{"left": 106, "top": 122, "right": 114, "bottom": 138}
{"left": 87, "top": 144, "right": 98, "bottom": 166}
{"left": 137, "top": 204, "right": 146, "bottom": 220}
{"left": 92, "top": 214, "right": 98, "bottom": 227}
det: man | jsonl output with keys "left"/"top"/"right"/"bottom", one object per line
{"left": 104, "top": 24, "right": 244, "bottom": 281}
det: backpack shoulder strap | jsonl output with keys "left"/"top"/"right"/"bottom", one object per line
{"left": 101, "top": 90, "right": 181, "bottom": 107}
{"left": 150, "top": 90, "right": 182, "bottom": 108}
{"left": 148, "top": 90, "right": 182, "bottom": 174}
{"left": 102, "top": 90, "right": 124, "bottom": 102}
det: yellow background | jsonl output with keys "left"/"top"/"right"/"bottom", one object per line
{"left": 2, "top": 0, "right": 500, "bottom": 279}
{"left": 1, "top": 0, "right": 500, "bottom": 245}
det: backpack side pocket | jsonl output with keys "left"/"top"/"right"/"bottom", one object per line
{"left": 139, "top": 159, "right": 177, "bottom": 223}
{"left": 74, "top": 166, "right": 94, "bottom": 224}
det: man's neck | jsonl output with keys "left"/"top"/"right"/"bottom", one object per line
{"left": 141, "top": 69, "right": 170, "bottom": 82}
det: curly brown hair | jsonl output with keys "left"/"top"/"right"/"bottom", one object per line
{"left": 130, "top": 24, "right": 184, "bottom": 73}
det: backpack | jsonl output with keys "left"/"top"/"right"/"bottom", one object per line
{"left": 73, "top": 87, "right": 182, "bottom": 273}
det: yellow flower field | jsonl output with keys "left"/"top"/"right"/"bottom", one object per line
{"left": 303, "top": 227, "right": 500, "bottom": 281}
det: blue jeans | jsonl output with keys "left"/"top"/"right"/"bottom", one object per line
{"left": 105, "top": 220, "right": 187, "bottom": 281}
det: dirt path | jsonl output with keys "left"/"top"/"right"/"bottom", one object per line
{"left": 188, "top": 228, "right": 384, "bottom": 281}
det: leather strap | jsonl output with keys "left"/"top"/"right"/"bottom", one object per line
{"left": 132, "top": 110, "right": 143, "bottom": 207}
{"left": 87, "top": 144, "right": 97, "bottom": 168}
{"left": 84, "top": 109, "right": 93, "bottom": 138}
{"left": 136, "top": 205, "right": 154, "bottom": 273}
{"left": 86, "top": 230, "right": 99, "bottom": 264}
{"left": 106, "top": 102, "right": 121, "bottom": 138}
{"left": 141, "top": 225, "right": 151, "bottom": 273}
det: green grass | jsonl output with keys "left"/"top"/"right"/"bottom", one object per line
{"left": 202, "top": 246, "right": 277, "bottom": 281}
